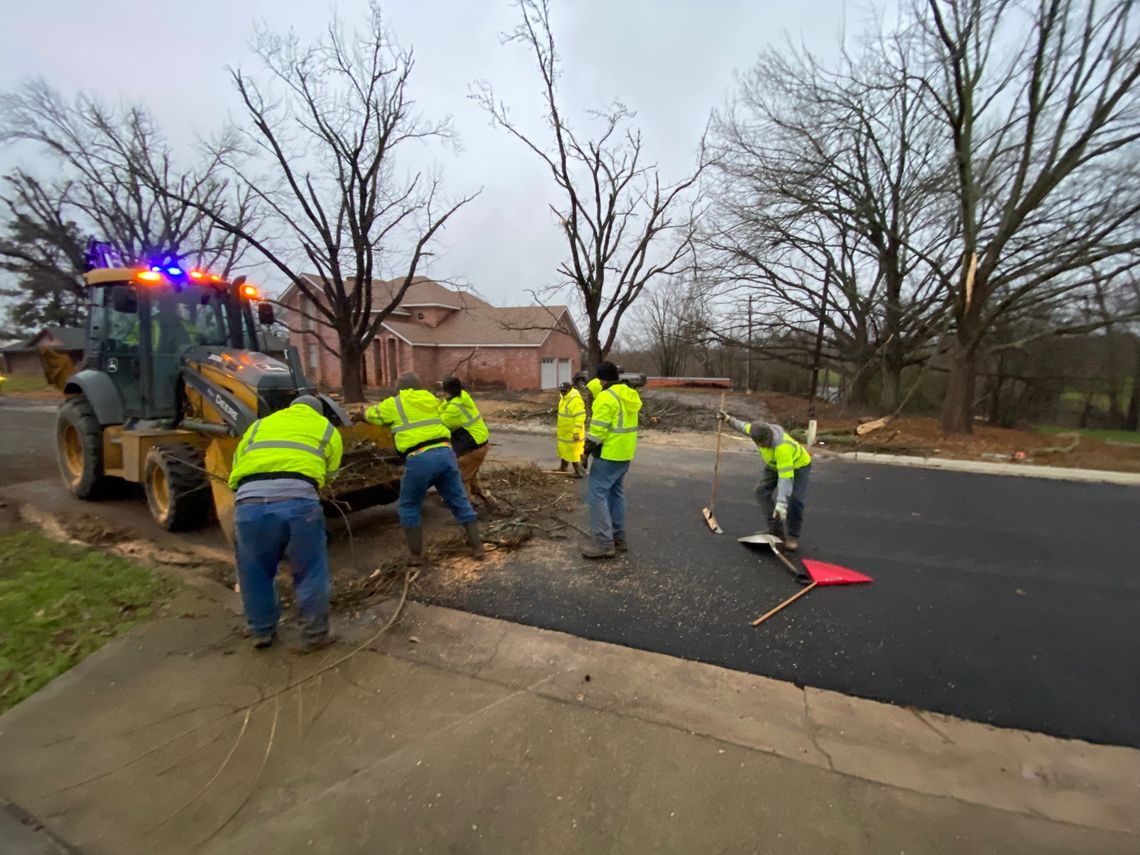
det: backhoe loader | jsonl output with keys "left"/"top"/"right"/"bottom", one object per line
{"left": 47, "top": 258, "right": 401, "bottom": 540}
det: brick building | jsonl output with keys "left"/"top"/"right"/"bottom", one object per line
{"left": 279, "top": 276, "right": 584, "bottom": 391}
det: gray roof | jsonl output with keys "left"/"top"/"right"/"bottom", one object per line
{"left": 1, "top": 327, "right": 87, "bottom": 352}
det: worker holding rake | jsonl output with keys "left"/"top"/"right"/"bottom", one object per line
{"left": 718, "top": 411, "right": 812, "bottom": 551}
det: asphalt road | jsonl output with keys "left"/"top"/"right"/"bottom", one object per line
{"left": 0, "top": 399, "right": 58, "bottom": 488}
{"left": 457, "top": 431, "right": 1140, "bottom": 748}
{"left": 4, "top": 400, "right": 1139, "bottom": 747}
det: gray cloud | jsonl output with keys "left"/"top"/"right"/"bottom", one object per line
{"left": 1, "top": 0, "right": 849, "bottom": 305}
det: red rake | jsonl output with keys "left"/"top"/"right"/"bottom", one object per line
{"left": 751, "top": 559, "right": 873, "bottom": 627}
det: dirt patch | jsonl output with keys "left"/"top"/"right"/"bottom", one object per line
{"left": 809, "top": 411, "right": 1140, "bottom": 473}
{"left": 330, "top": 462, "right": 582, "bottom": 612}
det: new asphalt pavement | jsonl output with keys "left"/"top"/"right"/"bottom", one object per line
{"left": 3, "top": 398, "right": 1138, "bottom": 747}
{"left": 446, "top": 432, "right": 1140, "bottom": 748}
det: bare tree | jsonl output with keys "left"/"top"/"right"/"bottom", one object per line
{"left": 0, "top": 80, "right": 245, "bottom": 271}
{"left": 706, "top": 30, "right": 954, "bottom": 407}
{"left": 161, "top": 5, "right": 475, "bottom": 401}
{"left": 917, "top": 0, "right": 1140, "bottom": 432}
{"left": 472, "top": 0, "right": 705, "bottom": 366}
{"left": 630, "top": 277, "right": 710, "bottom": 376}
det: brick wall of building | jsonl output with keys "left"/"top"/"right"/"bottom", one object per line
{"left": 283, "top": 290, "right": 582, "bottom": 392}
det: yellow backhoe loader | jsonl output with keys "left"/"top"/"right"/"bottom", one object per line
{"left": 46, "top": 260, "right": 401, "bottom": 540}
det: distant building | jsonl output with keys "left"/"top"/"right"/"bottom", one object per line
{"left": 279, "top": 276, "right": 583, "bottom": 391}
{"left": 0, "top": 327, "right": 86, "bottom": 375}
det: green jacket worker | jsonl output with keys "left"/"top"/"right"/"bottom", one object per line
{"left": 229, "top": 395, "right": 342, "bottom": 652}
{"left": 364, "top": 373, "right": 484, "bottom": 564}
{"left": 580, "top": 361, "right": 642, "bottom": 559}
{"left": 718, "top": 411, "right": 812, "bottom": 551}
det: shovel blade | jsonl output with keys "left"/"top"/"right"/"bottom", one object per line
{"left": 737, "top": 533, "right": 783, "bottom": 546}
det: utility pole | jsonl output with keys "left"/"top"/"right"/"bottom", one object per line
{"left": 808, "top": 259, "right": 831, "bottom": 419}
{"left": 746, "top": 295, "right": 754, "bottom": 392}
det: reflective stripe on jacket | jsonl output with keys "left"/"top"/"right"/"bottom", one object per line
{"left": 557, "top": 388, "right": 586, "bottom": 438}
{"left": 366, "top": 388, "right": 451, "bottom": 455}
{"left": 229, "top": 403, "right": 343, "bottom": 490}
{"left": 440, "top": 390, "right": 489, "bottom": 446}
{"left": 588, "top": 383, "right": 642, "bottom": 461}
{"left": 729, "top": 418, "right": 811, "bottom": 504}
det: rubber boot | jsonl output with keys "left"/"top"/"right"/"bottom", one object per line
{"left": 404, "top": 525, "right": 424, "bottom": 567}
{"left": 465, "top": 521, "right": 486, "bottom": 560}
{"left": 571, "top": 462, "right": 583, "bottom": 478}
{"left": 558, "top": 460, "right": 568, "bottom": 472}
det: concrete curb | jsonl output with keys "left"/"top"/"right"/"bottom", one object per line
{"left": 836, "top": 451, "right": 1140, "bottom": 486}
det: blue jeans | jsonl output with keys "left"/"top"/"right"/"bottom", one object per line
{"left": 398, "top": 446, "right": 477, "bottom": 527}
{"left": 234, "top": 498, "right": 329, "bottom": 641}
{"left": 755, "top": 464, "right": 811, "bottom": 536}
{"left": 588, "top": 457, "right": 630, "bottom": 545}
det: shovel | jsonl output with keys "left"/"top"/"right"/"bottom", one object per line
{"left": 701, "top": 391, "right": 727, "bottom": 534}
{"left": 737, "top": 531, "right": 810, "bottom": 583}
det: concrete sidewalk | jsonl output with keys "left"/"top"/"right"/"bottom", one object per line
{"left": 1, "top": 582, "right": 1137, "bottom": 854}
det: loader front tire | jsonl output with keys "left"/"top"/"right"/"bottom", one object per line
{"left": 57, "top": 395, "right": 108, "bottom": 499}
{"left": 145, "top": 443, "right": 211, "bottom": 531}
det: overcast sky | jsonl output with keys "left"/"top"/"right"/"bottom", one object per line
{"left": 1, "top": 0, "right": 854, "bottom": 305}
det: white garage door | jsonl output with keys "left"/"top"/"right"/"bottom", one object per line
{"left": 540, "top": 358, "right": 557, "bottom": 389}
{"left": 557, "top": 358, "right": 573, "bottom": 384}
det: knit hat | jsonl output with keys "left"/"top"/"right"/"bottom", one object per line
{"left": 442, "top": 376, "right": 463, "bottom": 397}
{"left": 747, "top": 421, "right": 774, "bottom": 445}
{"left": 291, "top": 394, "right": 323, "bottom": 414}
{"left": 396, "top": 372, "right": 421, "bottom": 391}
{"left": 595, "top": 361, "right": 620, "bottom": 382}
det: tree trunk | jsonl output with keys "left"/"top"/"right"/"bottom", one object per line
{"left": 1126, "top": 347, "right": 1140, "bottom": 432}
{"left": 940, "top": 344, "right": 977, "bottom": 434}
{"left": 846, "top": 368, "right": 873, "bottom": 406}
{"left": 340, "top": 343, "right": 365, "bottom": 403}
{"left": 879, "top": 358, "right": 902, "bottom": 411}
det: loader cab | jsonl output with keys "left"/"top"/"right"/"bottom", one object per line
{"left": 84, "top": 268, "right": 263, "bottom": 422}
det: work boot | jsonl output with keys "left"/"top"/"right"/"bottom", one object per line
{"left": 571, "top": 462, "right": 583, "bottom": 479}
{"left": 464, "top": 521, "right": 486, "bottom": 560}
{"left": 251, "top": 631, "right": 276, "bottom": 650}
{"left": 558, "top": 460, "right": 568, "bottom": 472}
{"left": 404, "top": 525, "right": 425, "bottom": 567}
{"left": 581, "top": 539, "right": 616, "bottom": 559}
{"left": 613, "top": 536, "right": 628, "bottom": 552}
{"left": 784, "top": 537, "right": 800, "bottom": 552}
{"left": 291, "top": 631, "right": 338, "bottom": 656}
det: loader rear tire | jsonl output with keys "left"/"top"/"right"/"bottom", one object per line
{"left": 57, "top": 395, "right": 108, "bottom": 499}
{"left": 145, "top": 443, "right": 211, "bottom": 531}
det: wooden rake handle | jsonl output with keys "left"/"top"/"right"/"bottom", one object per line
{"left": 709, "top": 390, "right": 727, "bottom": 509}
{"left": 752, "top": 582, "right": 818, "bottom": 627}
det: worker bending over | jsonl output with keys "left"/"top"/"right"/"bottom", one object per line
{"left": 439, "top": 376, "right": 493, "bottom": 509}
{"left": 556, "top": 381, "right": 586, "bottom": 476}
{"left": 581, "top": 362, "right": 642, "bottom": 559}
{"left": 229, "top": 395, "right": 342, "bottom": 653}
{"left": 718, "top": 410, "right": 812, "bottom": 551}
{"left": 364, "top": 373, "right": 484, "bottom": 565}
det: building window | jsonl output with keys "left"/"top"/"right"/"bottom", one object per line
{"left": 307, "top": 343, "right": 319, "bottom": 375}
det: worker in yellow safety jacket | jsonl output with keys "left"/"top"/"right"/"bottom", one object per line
{"left": 439, "top": 376, "right": 493, "bottom": 509}
{"left": 362, "top": 372, "right": 484, "bottom": 564}
{"left": 229, "top": 395, "right": 343, "bottom": 652}
{"left": 718, "top": 410, "right": 813, "bottom": 551}
{"left": 580, "top": 361, "right": 642, "bottom": 559}
{"left": 556, "top": 381, "right": 586, "bottom": 476}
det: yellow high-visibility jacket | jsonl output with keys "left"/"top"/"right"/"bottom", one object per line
{"left": 556, "top": 387, "right": 586, "bottom": 462}
{"left": 229, "top": 403, "right": 343, "bottom": 489}
{"left": 729, "top": 418, "right": 811, "bottom": 504}
{"left": 588, "top": 383, "right": 642, "bottom": 462}
{"left": 439, "top": 390, "right": 489, "bottom": 455}
{"left": 366, "top": 388, "right": 452, "bottom": 456}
